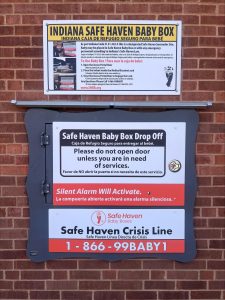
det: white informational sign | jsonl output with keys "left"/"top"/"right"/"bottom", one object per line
{"left": 53, "top": 122, "right": 186, "bottom": 207}
{"left": 49, "top": 208, "right": 185, "bottom": 254}
{"left": 43, "top": 20, "right": 182, "bottom": 95}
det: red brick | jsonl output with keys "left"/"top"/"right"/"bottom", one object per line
{"left": 198, "top": 249, "right": 222, "bottom": 259}
{"left": 197, "top": 144, "right": 224, "bottom": 154}
{"left": 0, "top": 280, "right": 13, "bottom": 290}
{"left": 215, "top": 270, "right": 225, "bottom": 280}
{"left": 184, "top": 26, "right": 216, "bottom": 36}
{"left": 217, "top": 70, "right": 225, "bottom": 80}
{"left": 219, "top": 4, "right": 225, "bottom": 13}
{"left": 151, "top": 271, "right": 165, "bottom": 280}
{"left": 0, "top": 250, "right": 25, "bottom": 260}
{"left": 183, "top": 70, "right": 215, "bottom": 80}
{"left": 46, "top": 281, "right": 78, "bottom": 290}
{"left": 200, "top": 112, "right": 214, "bottom": 123}
{"left": 5, "top": 271, "right": 19, "bottom": 280}
{"left": 209, "top": 219, "right": 225, "bottom": 228}
{"left": 215, "top": 91, "right": 225, "bottom": 104}
{"left": 6, "top": 15, "right": 21, "bottom": 25}
{"left": 16, "top": 155, "right": 28, "bottom": 165}
{"left": 15, "top": 48, "right": 42, "bottom": 58}
{"left": 0, "top": 208, "right": 6, "bottom": 217}
{"left": 0, "top": 260, "right": 13, "bottom": 270}
{"left": 21, "top": 271, "right": 52, "bottom": 280}
{"left": 62, "top": 291, "right": 92, "bottom": 300}
{"left": 0, "top": 80, "right": 5, "bottom": 90}
{"left": 0, "top": 229, "right": 26, "bottom": 239}
{"left": 82, "top": 4, "right": 114, "bottom": 14}
{"left": 182, "top": 81, "right": 197, "bottom": 91}
{"left": 194, "top": 218, "right": 207, "bottom": 228}
{"left": 0, "top": 36, "right": 30, "bottom": 47}
{"left": 111, "top": 280, "right": 142, "bottom": 290}
{"left": 22, "top": 15, "right": 53, "bottom": 25}
{"left": 32, "top": 37, "right": 42, "bottom": 47}
{"left": 127, "top": 291, "right": 157, "bottom": 300}
{"left": 196, "top": 154, "right": 213, "bottom": 165}
{"left": 15, "top": 4, "right": 47, "bottom": 14}
{"left": 0, "top": 26, "right": 13, "bottom": 35}
{"left": 53, "top": 271, "right": 67, "bottom": 280}
{"left": 199, "top": 81, "right": 225, "bottom": 91}
{"left": 218, "top": 27, "right": 225, "bottom": 36}
{"left": 8, "top": 81, "right": 23, "bottom": 90}
{"left": 73, "top": 14, "right": 107, "bottom": 20}
{"left": 116, "top": 4, "right": 148, "bottom": 13}
{"left": 118, "top": 270, "right": 149, "bottom": 280}
{"left": 0, "top": 70, "right": 14, "bottom": 79}
{"left": 16, "top": 70, "right": 42, "bottom": 80}
{"left": 15, "top": 261, "right": 45, "bottom": 270}
{"left": 15, "top": 26, "right": 42, "bottom": 35}
{"left": 215, "top": 113, "right": 225, "bottom": 123}
{"left": 200, "top": 59, "right": 225, "bottom": 69}
{"left": 145, "top": 280, "right": 175, "bottom": 289}
{"left": 1, "top": 166, "right": 28, "bottom": 176}
{"left": 0, "top": 145, "right": 6, "bottom": 153}
{"left": 201, "top": 207, "right": 217, "bottom": 217}
{"left": 218, "top": 208, "right": 225, "bottom": 217}
{"left": 124, "top": 15, "right": 156, "bottom": 21}
{"left": 182, "top": 92, "right": 213, "bottom": 101}
{"left": 158, "top": 291, "right": 189, "bottom": 300}
{"left": 184, "top": 4, "right": 216, "bottom": 13}
{"left": 32, "top": 59, "right": 43, "bottom": 69}
{"left": 213, "top": 176, "right": 225, "bottom": 185}
{"left": 0, "top": 176, "right": 15, "bottom": 186}
{"left": 0, "top": 197, "right": 16, "bottom": 207}
{"left": 199, "top": 124, "right": 225, "bottom": 133}
{"left": 111, "top": 260, "right": 141, "bottom": 269}
{"left": 47, "top": 260, "right": 77, "bottom": 269}
{"left": 197, "top": 133, "right": 213, "bottom": 143}
{"left": 0, "top": 4, "right": 13, "bottom": 13}
{"left": 70, "top": 270, "right": 100, "bottom": 280}
{"left": 175, "top": 15, "right": 199, "bottom": 25}
{"left": 0, "top": 48, "right": 14, "bottom": 57}
{"left": 177, "top": 280, "right": 207, "bottom": 289}
{"left": 200, "top": 271, "right": 214, "bottom": 280}
{"left": 30, "top": 291, "right": 60, "bottom": 300}
{"left": 167, "top": 271, "right": 198, "bottom": 280}
{"left": 200, "top": 37, "right": 225, "bottom": 47}
{"left": 196, "top": 229, "right": 221, "bottom": 239}
{"left": 143, "top": 260, "right": 173, "bottom": 269}
{"left": 15, "top": 91, "right": 48, "bottom": 101}
{"left": 14, "top": 219, "right": 29, "bottom": 228}
{"left": 0, "top": 59, "right": 31, "bottom": 69}
{"left": 201, "top": 16, "right": 225, "bottom": 25}
{"left": 15, "top": 280, "right": 45, "bottom": 290}
{"left": 48, "top": 4, "right": 80, "bottom": 13}
{"left": 94, "top": 291, "right": 124, "bottom": 300}
{"left": 24, "top": 81, "right": 43, "bottom": 90}
{"left": 80, "top": 280, "right": 110, "bottom": 290}
{"left": 102, "top": 270, "right": 117, "bottom": 279}
{"left": 191, "top": 291, "right": 221, "bottom": 299}
{"left": 0, "top": 291, "right": 28, "bottom": 299}
{"left": 215, "top": 155, "right": 225, "bottom": 165}
{"left": 150, "top": 4, "right": 182, "bottom": 13}
{"left": 175, "top": 260, "right": 206, "bottom": 270}
{"left": 0, "top": 217, "right": 12, "bottom": 228}
{"left": 0, "top": 155, "right": 14, "bottom": 164}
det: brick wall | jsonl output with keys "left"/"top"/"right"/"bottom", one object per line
{"left": 0, "top": 1, "right": 224, "bottom": 299}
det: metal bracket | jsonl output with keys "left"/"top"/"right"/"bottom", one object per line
{"left": 12, "top": 100, "right": 212, "bottom": 109}
{"left": 41, "top": 133, "right": 49, "bottom": 147}
{"left": 41, "top": 181, "right": 50, "bottom": 196}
